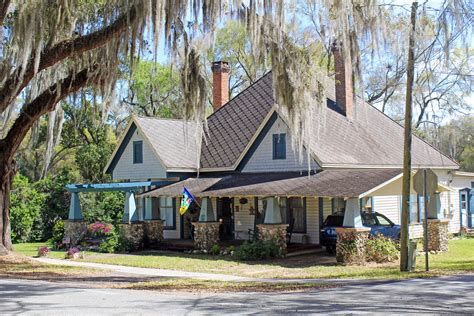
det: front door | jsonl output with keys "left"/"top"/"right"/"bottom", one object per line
{"left": 217, "top": 198, "right": 234, "bottom": 240}
{"left": 460, "top": 190, "right": 469, "bottom": 228}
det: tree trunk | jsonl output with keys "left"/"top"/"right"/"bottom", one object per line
{"left": 0, "top": 143, "right": 15, "bottom": 252}
{"left": 400, "top": 1, "right": 418, "bottom": 272}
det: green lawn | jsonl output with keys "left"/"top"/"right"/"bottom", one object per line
{"left": 13, "top": 242, "right": 67, "bottom": 259}
{"left": 14, "top": 239, "right": 474, "bottom": 280}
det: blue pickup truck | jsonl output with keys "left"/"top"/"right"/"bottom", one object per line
{"left": 320, "top": 212, "right": 400, "bottom": 254}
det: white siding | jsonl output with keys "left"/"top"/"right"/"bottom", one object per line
{"left": 323, "top": 198, "right": 332, "bottom": 220}
{"left": 373, "top": 195, "right": 400, "bottom": 224}
{"left": 242, "top": 117, "right": 320, "bottom": 172}
{"left": 113, "top": 129, "right": 167, "bottom": 180}
{"left": 409, "top": 224, "right": 423, "bottom": 239}
{"left": 163, "top": 198, "right": 181, "bottom": 239}
{"left": 234, "top": 201, "right": 256, "bottom": 241}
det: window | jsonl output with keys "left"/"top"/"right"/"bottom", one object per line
{"left": 279, "top": 197, "right": 306, "bottom": 233}
{"left": 375, "top": 214, "right": 393, "bottom": 227}
{"left": 332, "top": 198, "right": 345, "bottom": 214}
{"left": 272, "top": 133, "right": 286, "bottom": 160}
{"left": 471, "top": 181, "right": 474, "bottom": 189}
{"left": 461, "top": 193, "right": 467, "bottom": 210}
{"left": 133, "top": 141, "right": 143, "bottom": 164}
{"left": 288, "top": 198, "right": 306, "bottom": 233}
{"left": 256, "top": 197, "right": 306, "bottom": 233}
{"left": 159, "top": 197, "right": 175, "bottom": 229}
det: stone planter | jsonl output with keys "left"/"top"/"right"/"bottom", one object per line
{"left": 192, "top": 222, "right": 220, "bottom": 252}
{"left": 118, "top": 222, "right": 145, "bottom": 251}
{"left": 143, "top": 220, "right": 164, "bottom": 246}
{"left": 64, "top": 220, "right": 88, "bottom": 246}
{"left": 426, "top": 219, "right": 449, "bottom": 252}
{"left": 256, "top": 224, "right": 289, "bottom": 255}
{"left": 336, "top": 227, "right": 370, "bottom": 265}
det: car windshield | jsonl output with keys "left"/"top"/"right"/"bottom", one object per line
{"left": 324, "top": 216, "right": 344, "bottom": 227}
{"left": 361, "top": 213, "right": 376, "bottom": 226}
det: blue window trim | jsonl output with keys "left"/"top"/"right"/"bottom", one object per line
{"left": 272, "top": 133, "right": 286, "bottom": 160}
{"left": 133, "top": 140, "right": 143, "bottom": 164}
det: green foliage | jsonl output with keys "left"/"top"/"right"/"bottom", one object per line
{"left": 209, "top": 244, "right": 220, "bottom": 255}
{"left": 366, "top": 235, "right": 400, "bottom": 263}
{"left": 35, "top": 167, "right": 78, "bottom": 240}
{"left": 98, "top": 229, "right": 119, "bottom": 253}
{"left": 235, "top": 240, "right": 282, "bottom": 261}
{"left": 10, "top": 174, "right": 46, "bottom": 243}
{"left": 126, "top": 61, "right": 183, "bottom": 118}
{"left": 50, "top": 220, "right": 65, "bottom": 247}
{"left": 81, "top": 191, "right": 124, "bottom": 224}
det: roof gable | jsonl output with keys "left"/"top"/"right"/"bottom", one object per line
{"left": 105, "top": 117, "right": 199, "bottom": 175}
{"left": 200, "top": 72, "right": 274, "bottom": 169}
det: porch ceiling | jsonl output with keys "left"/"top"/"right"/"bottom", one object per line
{"left": 140, "top": 169, "right": 402, "bottom": 199}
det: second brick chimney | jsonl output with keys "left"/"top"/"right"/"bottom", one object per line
{"left": 211, "top": 61, "right": 230, "bottom": 112}
{"left": 331, "top": 43, "right": 354, "bottom": 119}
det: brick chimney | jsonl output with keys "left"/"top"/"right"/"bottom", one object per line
{"left": 331, "top": 43, "right": 354, "bottom": 119}
{"left": 211, "top": 61, "right": 230, "bottom": 112}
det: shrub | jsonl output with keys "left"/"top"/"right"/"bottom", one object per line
{"left": 210, "top": 244, "right": 221, "bottom": 255}
{"left": 87, "top": 222, "right": 113, "bottom": 238}
{"left": 366, "top": 235, "right": 399, "bottom": 263}
{"left": 10, "top": 174, "right": 46, "bottom": 243}
{"left": 50, "top": 220, "right": 65, "bottom": 248}
{"left": 66, "top": 247, "right": 81, "bottom": 259}
{"left": 98, "top": 230, "right": 119, "bottom": 253}
{"left": 37, "top": 246, "right": 49, "bottom": 257}
{"left": 235, "top": 240, "right": 282, "bottom": 261}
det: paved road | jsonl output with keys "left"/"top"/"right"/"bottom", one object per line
{"left": 1, "top": 274, "right": 474, "bottom": 315}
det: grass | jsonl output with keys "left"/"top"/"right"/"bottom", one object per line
{"left": 13, "top": 242, "right": 66, "bottom": 259}
{"left": 13, "top": 239, "right": 474, "bottom": 280}
{"left": 0, "top": 253, "right": 100, "bottom": 280}
{"left": 117, "top": 279, "right": 336, "bottom": 293}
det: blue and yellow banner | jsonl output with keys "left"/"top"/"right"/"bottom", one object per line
{"left": 179, "top": 187, "right": 195, "bottom": 215}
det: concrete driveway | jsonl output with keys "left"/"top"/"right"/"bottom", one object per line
{"left": 1, "top": 274, "right": 473, "bottom": 315}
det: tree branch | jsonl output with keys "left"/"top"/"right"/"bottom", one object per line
{"left": 0, "top": 0, "right": 10, "bottom": 26}
{"left": 1, "top": 68, "right": 97, "bottom": 161}
{"left": 0, "top": 5, "right": 137, "bottom": 114}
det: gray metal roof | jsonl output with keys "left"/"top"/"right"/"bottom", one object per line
{"left": 201, "top": 72, "right": 458, "bottom": 169}
{"left": 131, "top": 71, "right": 457, "bottom": 171}
{"left": 134, "top": 117, "right": 199, "bottom": 170}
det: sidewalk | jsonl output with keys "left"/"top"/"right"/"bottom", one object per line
{"left": 33, "top": 257, "right": 390, "bottom": 286}
{"left": 33, "top": 257, "right": 253, "bottom": 282}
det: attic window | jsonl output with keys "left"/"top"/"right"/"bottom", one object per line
{"left": 272, "top": 133, "right": 286, "bottom": 160}
{"left": 133, "top": 141, "right": 143, "bottom": 164}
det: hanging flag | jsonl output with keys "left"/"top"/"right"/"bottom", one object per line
{"left": 179, "top": 187, "right": 195, "bottom": 215}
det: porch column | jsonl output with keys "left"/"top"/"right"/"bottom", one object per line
{"left": 263, "top": 197, "right": 282, "bottom": 224}
{"left": 257, "top": 197, "right": 288, "bottom": 255}
{"left": 68, "top": 192, "right": 83, "bottom": 220}
{"left": 193, "top": 197, "right": 219, "bottom": 252}
{"left": 123, "top": 191, "right": 138, "bottom": 223}
{"left": 336, "top": 197, "right": 370, "bottom": 264}
{"left": 199, "top": 197, "right": 216, "bottom": 222}
{"left": 427, "top": 192, "right": 442, "bottom": 219}
{"left": 342, "top": 198, "right": 364, "bottom": 228}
